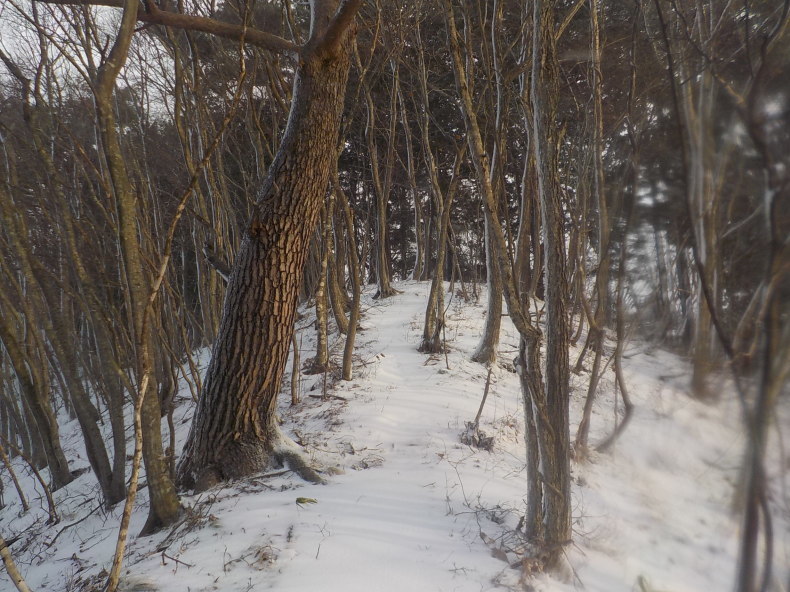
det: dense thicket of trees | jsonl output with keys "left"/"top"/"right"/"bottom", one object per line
{"left": 0, "top": 0, "right": 787, "bottom": 589}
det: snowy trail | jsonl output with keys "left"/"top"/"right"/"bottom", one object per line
{"left": 3, "top": 281, "right": 788, "bottom": 592}
{"left": 270, "top": 283, "right": 514, "bottom": 591}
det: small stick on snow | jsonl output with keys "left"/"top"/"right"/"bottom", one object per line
{"left": 473, "top": 366, "right": 494, "bottom": 428}
{"left": 161, "top": 551, "right": 194, "bottom": 569}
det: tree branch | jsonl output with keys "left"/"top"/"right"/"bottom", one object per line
{"left": 314, "top": 0, "right": 363, "bottom": 58}
{"left": 35, "top": 0, "right": 300, "bottom": 54}
{"left": 557, "top": 0, "right": 585, "bottom": 40}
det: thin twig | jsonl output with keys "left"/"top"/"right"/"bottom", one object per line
{"left": 473, "top": 366, "right": 494, "bottom": 427}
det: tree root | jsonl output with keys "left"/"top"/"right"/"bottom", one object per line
{"left": 274, "top": 449, "right": 325, "bottom": 484}
{"left": 178, "top": 424, "right": 326, "bottom": 492}
{"left": 271, "top": 425, "right": 325, "bottom": 484}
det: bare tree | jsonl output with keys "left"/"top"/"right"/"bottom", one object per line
{"left": 176, "top": 0, "right": 363, "bottom": 490}
{"left": 652, "top": 1, "right": 790, "bottom": 588}
{"left": 444, "top": 0, "right": 571, "bottom": 569}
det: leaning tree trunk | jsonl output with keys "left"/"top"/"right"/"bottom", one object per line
{"left": 177, "top": 4, "right": 357, "bottom": 491}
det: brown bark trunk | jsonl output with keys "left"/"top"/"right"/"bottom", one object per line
{"left": 177, "top": 5, "right": 357, "bottom": 490}
{"left": 327, "top": 235, "right": 350, "bottom": 335}
{"left": 308, "top": 201, "right": 333, "bottom": 374}
{"left": 335, "top": 168, "right": 363, "bottom": 382}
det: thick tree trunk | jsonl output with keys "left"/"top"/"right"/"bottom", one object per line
{"left": 177, "top": 8, "right": 356, "bottom": 490}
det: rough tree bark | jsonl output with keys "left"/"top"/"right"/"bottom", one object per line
{"left": 531, "top": 0, "right": 572, "bottom": 567}
{"left": 177, "top": 0, "right": 361, "bottom": 491}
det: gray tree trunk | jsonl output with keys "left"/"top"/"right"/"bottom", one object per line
{"left": 531, "top": 0, "right": 572, "bottom": 567}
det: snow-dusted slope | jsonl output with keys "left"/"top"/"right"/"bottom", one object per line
{"left": 1, "top": 281, "right": 786, "bottom": 591}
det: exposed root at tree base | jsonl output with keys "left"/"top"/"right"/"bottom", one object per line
{"left": 270, "top": 425, "right": 325, "bottom": 484}
{"left": 273, "top": 449, "right": 324, "bottom": 484}
{"left": 178, "top": 424, "right": 325, "bottom": 492}
{"left": 373, "top": 286, "right": 403, "bottom": 299}
{"left": 471, "top": 344, "right": 497, "bottom": 365}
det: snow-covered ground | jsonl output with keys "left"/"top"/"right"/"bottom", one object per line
{"left": 1, "top": 281, "right": 788, "bottom": 591}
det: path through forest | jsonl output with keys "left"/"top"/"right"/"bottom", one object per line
{"left": 2, "top": 282, "right": 786, "bottom": 592}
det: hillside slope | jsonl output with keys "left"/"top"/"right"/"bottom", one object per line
{"left": 1, "top": 282, "right": 786, "bottom": 591}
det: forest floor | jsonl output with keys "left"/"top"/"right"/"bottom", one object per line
{"left": 2, "top": 281, "right": 788, "bottom": 592}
